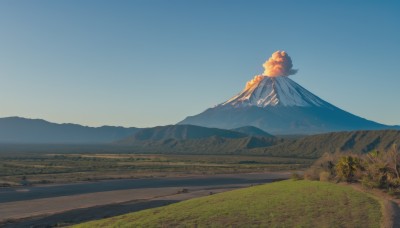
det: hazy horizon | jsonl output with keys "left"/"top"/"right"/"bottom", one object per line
{"left": 1, "top": 1, "right": 400, "bottom": 128}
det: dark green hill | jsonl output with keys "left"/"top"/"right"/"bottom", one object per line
{"left": 253, "top": 130, "right": 400, "bottom": 158}
{"left": 116, "top": 125, "right": 285, "bottom": 154}
{"left": 118, "top": 124, "right": 247, "bottom": 142}
{"left": 118, "top": 129, "right": 400, "bottom": 157}
{"left": 231, "top": 126, "right": 274, "bottom": 137}
{"left": 120, "top": 136, "right": 282, "bottom": 154}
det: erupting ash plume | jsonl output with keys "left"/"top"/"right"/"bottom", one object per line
{"left": 244, "top": 51, "right": 297, "bottom": 90}
{"left": 262, "top": 51, "right": 297, "bottom": 77}
{"left": 245, "top": 75, "right": 264, "bottom": 90}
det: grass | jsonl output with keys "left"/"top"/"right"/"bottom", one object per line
{"left": 0, "top": 153, "right": 313, "bottom": 186}
{"left": 73, "top": 180, "right": 382, "bottom": 228}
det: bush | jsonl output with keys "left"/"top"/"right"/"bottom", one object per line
{"left": 291, "top": 172, "right": 303, "bottom": 180}
{"left": 361, "top": 147, "right": 400, "bottom": 189}
{"left": 308, "top": 144, "right": 400, "bottom": 192}
{"left": 319, "top": 171, "right": 331, "bottom": 182}
{"left": 335, "top": 156, "right": 362, "bottom": 182}
{"left": 304, "top": 152, "right": 341, "bottom": 181}
{"left": 388, "top": 188, "right": 396, "bottom": 196}
{"left": 360, "top": 175, "right": 379, "bottom": 189}
{"left": 303, "top": 169, "right": 319, "bottom": 181}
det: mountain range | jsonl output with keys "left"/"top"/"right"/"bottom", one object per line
{"left": 0, "top": 73, "right": 399, "bottom": 157}
{"left": 0, "top": 117, "right": 139, "bottom": 143}
{"left": 117, "top": 127, "right": 400, "bottom": 158}
{"left": 252, "top": 129, "right": 400, "bottom": 158}
{"left": 0, "top": 117, "right": 399, "bottom": 158}
{"left": 2, "top": 74, "right": 398, "bottom": 143}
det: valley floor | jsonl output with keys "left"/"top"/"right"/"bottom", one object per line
{"left": 0, "top": 172, "right": 288, "bottom": 227}
{"left": 0, "top": 153, "right": 312, "bottom": 187}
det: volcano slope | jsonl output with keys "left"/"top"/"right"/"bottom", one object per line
{"left": 179, "top": 73, "right": 396, "bottom": 135}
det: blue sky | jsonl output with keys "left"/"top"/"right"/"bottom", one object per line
{"left": 1, "top": 1, "right": 399, "bottom": 127}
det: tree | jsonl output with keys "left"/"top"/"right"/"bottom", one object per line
{"left": 363, "top": 146, "right": 400, "bottom": 188}
{"left": 387, "top": 144, "right": 399, "bottom": 179}
{"left": 335, "top": 156, "right": 361, "bottom": 182}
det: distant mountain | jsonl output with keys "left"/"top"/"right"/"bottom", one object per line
{"left": 0, "top": 117, "right": 139, "bottom": 143}
{"left": 179, "top": 75, "right": 397, "bottom": 134}
{"left": 124, "top": 136, "right": 280, "bottom": 154}
{"left": 117, "top": 124, "right": 282, "bottom": 154}
{"left": 253, "top": 130, "right": 400, "bottom": 158}
{"left": 231, "top": 126, "right": 274, "bottom": 137}
{"left": 2, "top": 118, "right": 399, "bottom": 158}
{"left": 118, "top": 124, "right": 248, "bottom": 143}
{"left": 118, "top": 127, "right": 400, "bottom": 158}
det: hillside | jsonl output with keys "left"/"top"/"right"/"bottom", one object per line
{"left": 254, "top": 130, "right": 400, "bottom": 158}
{"left": 117, "top": 128, "right": 400, "bottom": 157}
{"left": 231, "top": 126, "right": 273, "bottom": 137}
{"left": 0, "top": 117, "right": 139, "bottom": 144}
{"left": 180, "top": 105, "right": 396, "bottom": 135}
{"left": 119, "top": 124, "right": 247, "bottom": 142}
{"left": 116, "top": 125, "right": 281, "bottom": 153}
{"left": 2, "top": 117, "right": 399, "bottom": 158}
{"left": 74, "top": 180, "right": 382, "bottom": 227}
{"left": 119, "top": 136, "right": 282, "bottom": 154}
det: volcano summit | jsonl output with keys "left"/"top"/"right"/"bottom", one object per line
{"left": 179, "top": 51, "right": 395, "bottom": 134}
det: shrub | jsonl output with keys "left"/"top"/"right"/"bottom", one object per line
{"left": 291, "top": 172, "right": 303, "bottom": 180}
{"left": 319, "top": 171, "right": 331, "bottom": 182}
{"left": 360, "top": 175, "right": 380, "bottom": 189}
{"left": 388, "top": 188, "right": 396, "bottom": 196}
{"left": 304, "top": 145, "right": 400, "bottom": 191}
{"left": 303, "top": 169, "right": 320, "bottom": 181}
{"left": 304, "top": 152, "right": 340, "bottom": 181}
{"left": 335, "top": 156, "right": 362, "bottom": 182}
{"left": 361, "top": 148, "right": 400, "bottom": 189}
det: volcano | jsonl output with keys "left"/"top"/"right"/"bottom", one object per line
{"left": 179, "top": 75, "right": 395, "bottom": 135}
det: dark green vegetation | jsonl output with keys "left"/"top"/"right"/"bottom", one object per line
{"left": 74, "top": 180, "right": 382, "bottom": 228}
{"left": 118, "top": 136, "right": 281, "bottom": 154}
{"left": 118, "top": 128, "right": 400, "bottom": 158}
{"left": 253, "top": 130, "right": 400, "bottom": 158}
{"left": 0, "top": 153, "right": 312, "bottom": 187}
{"left": 115, "top": 125, "right": 279, "bottom": 153}
{"left": 304, "top": 144, "right": 400, "bottom": 194}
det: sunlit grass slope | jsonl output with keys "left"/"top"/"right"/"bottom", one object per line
{"left": 74, "top": 180, "right": 382, "bottom": 228}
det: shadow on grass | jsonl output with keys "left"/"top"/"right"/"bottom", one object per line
{"left": 2, "top": 199, "right": 180, "bottom": 228}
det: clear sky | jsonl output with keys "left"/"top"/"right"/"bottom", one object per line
{"left": 1, "top": 1, "right": 399, "bottom": 127}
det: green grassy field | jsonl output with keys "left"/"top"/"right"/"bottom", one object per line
{"left": 74, "top": 180, "right": 382, "bottom": 228}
